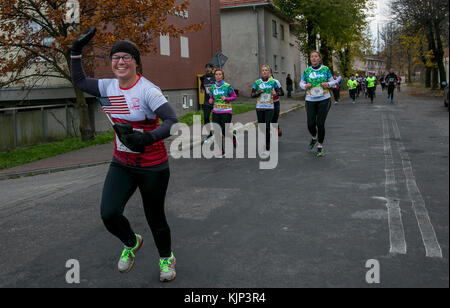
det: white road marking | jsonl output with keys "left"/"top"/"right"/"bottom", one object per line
{"left": 389, "top": 114, "right": 443, "bottom": 258}
{"left": 381, "top": 114, "right": 407, "bottom": 255}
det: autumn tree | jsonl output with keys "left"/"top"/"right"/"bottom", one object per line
{"left": 0, "top": 0, "right": 202, "bottom": 141}
{"left": 390, "top": 0, "right": 449, "bottom": 88}
{"left": 274, "top": 0, "right": 373, "bottom": 73}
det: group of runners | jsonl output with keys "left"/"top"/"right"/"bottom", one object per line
{"left": 70, "top": 27, "right": 401, "bottom": 284}
{"left": 200, "top": 63, "right": 285, "bottom": 158}
{"left": 342, "top": 69, "right": 401, "bottom": 105}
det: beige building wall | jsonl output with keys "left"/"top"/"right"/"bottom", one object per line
{"left": 220, "top": 4, "right": 305, "bottom": 96}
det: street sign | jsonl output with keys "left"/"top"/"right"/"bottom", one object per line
{"left": 210, "top": 51, "right": 228, "bottom": 69}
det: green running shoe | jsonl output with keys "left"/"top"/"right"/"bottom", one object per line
{"left": 309, "top": 138, "right": 318, "bottom": 150}
{"left": 317, "top": 147, "right": 324, "bottom": 157}
{"left": 118, "top": 234, "right": 143, "bottom": 273}
{"left": 159, "top": 252, "right": 176, "bottom": 282}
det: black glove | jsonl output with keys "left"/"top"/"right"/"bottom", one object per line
{"left": 71, "top": 27, "right": 97, "bottom": 54}
{"left": 113, "top": 123, "right": 155, "bottom": 153}
{"left": 122, "top": 131, "right": 155, "bottom": 153}
{"left": 113, "top": 123, "right": 133, "bottom": 144}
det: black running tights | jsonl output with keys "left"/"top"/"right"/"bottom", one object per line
{"left": 100, "top": 163, "right": 171, "bottom": 257}
{"left": 306, "top": 99, "right": 331, "bottom": 144}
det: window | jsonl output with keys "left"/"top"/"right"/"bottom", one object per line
{"left": 272, "top": 20, "right": 277, "bottom": 38}
{"left": 160, "top": 34, "right": 170, "bottom": 56}
{"left": 281, "top": 57, "right": 285, "bottom": 73}
{"left": 180, "top": 36, "right": 189, "bottom": 58}
{"left": 280, "top": 24, "right": 285, "bottom": 40}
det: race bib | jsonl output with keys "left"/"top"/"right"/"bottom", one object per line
{"left": 116, "top": 128, "right": 143, "bottom": 153}
{"left": 258, "top": 93, "right": 273, "bottom": 105}
{"left": 310, "top": 87, "right": 324, "bottom": 97}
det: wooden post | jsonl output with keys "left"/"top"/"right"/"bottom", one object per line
{"left": 12, "top": 109, "right": 17, "bottom": 149}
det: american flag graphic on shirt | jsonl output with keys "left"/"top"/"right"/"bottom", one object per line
{"left": 97, "top": 96, "right": 130, "bottom": 115}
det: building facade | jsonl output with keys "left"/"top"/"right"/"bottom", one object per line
{"left": 350, "top": 55, "right": 384, "bottom": 77}
{"left": 220, "top": 0, "right": 306, "bottom": 97}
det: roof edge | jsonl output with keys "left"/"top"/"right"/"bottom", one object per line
{"left": 220, "top": 2, "right": 269, "bottom": 10}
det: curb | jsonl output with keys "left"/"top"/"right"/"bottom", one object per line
{"left": 0, "top": 104, "right": 304, "bottom": 180}
{"left": 0, "top": 161, "right": 111, "bottom": 181}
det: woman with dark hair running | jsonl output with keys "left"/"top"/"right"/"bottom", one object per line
{"left": 385, "top": 68, "right": 398, "bottom": 104}
{"left": 70, "top": 27, "right": 178, "bottom": 282}
{"left": 299, "top": 51, "right": 337, "bottom": 157}
{"left": 209, "top": 68, "right": 237, "bottom": 157}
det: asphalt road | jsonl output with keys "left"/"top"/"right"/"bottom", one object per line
{"left": 0, "top": 87, "right": 448, "bottom": 288}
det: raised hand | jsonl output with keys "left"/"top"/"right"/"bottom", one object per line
{"left": 71, "top": 27, "right": 97, "bottom": 54}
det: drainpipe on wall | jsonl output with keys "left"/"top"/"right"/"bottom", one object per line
{"left": 254, "top": 5, "right": 260, "bottom": 76}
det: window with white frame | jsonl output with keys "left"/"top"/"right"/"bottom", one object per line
{"left": 160, "top": 34, "right": 170, "bottom": 56}
{"left": 180, "top": 36, "right": 189, "bottom": 58}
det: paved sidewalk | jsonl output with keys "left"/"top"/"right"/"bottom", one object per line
{"left": 0, "top": 98, "right": 304, "bottom": 180}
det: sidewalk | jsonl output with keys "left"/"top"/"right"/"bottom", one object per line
{"left": 0, "top": 98, "right": 304, "bottom": 180}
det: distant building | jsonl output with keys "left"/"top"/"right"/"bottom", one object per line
{"left": 351, "top": 55, "right": 384, "bottom": 76}
{"left": 220, "top": 0, "right": 306, "bottom": 96}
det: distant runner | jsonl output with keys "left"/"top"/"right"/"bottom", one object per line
{"left": 385, "top": 68, "right": 398, "bottom": 104}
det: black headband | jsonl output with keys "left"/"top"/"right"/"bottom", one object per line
{"left": 110, "top": 40, "right": 141, "bottom": 66}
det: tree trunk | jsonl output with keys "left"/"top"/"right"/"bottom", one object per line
{"left": 337, "top": 45, "right": 352, "bottom": 78}
{"left": 320, "top": 37, "right": 333, "bottom": 71}
{"left": 74, "top": 87, "right": 95, "bottom": 141}
{"left": 426, "top": 26, "right": 439, "bottom": 89}
{"left": 66, "top": 51, "right": 95, "bottom": 142}
{"left": 306, "top": 19, "right": 315, "bottom": 62}
{"left": 434, "top": 20, "right": 447, "bottom": 88}
{"left": 432, "top": 67, "right": 439, "bottom": 89}
{"left": 407, "top": 49, "right": 412, "bottom": 83}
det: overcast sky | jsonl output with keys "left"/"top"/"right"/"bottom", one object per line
{"left": 369, "top": 0, "right": 392, "bottom": 51}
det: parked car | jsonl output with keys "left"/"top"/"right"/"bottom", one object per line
{"left": 443, "top": 81, "right": 449, "bottom": 111}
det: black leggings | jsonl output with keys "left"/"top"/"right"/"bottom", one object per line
{"left": 202, "top": 104, "right": 213, "bottom": 125}
{"left": 332, "top": 88, "right": 340, "bottom": 102}
{"left": 349, "top": 89, "right": 356, "bottom": 101}
{"left": 212, "top": 112, "right": 233, "bottom": 151}
{"left": 100, "top": 163, "right": 171, "bottom": 257}
{"left": 272, "top": 101, "right": 280, "bottom": 124}
{"left": 306, "top": 99, "right": 331, "bottom": 144}
{"left": 257, "top": 109, "right": 275, "bottom": 150}
{"left": 387, "top": 85, "right": 395, "bottom": 100}
{"left": 368, "top": 86, "right": 375, "bottom": 101}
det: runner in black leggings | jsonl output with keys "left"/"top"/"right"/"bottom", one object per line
{"left": 251, "top": 65, "right": 281, "bottom": 159}
{"left": 299, "top": 51, "right": 337, "bottom": 157}
{"left": 70, "top": 27, "right": 178, "bottom": 282}
{"left": 385, "top": 68, "right": 398, "bottom": 104}
{"left": 208, "top": 69, "right": 237, "bottom": 157}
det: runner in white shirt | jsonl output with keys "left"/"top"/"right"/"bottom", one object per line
{"left": 70, "top": 27, "right": 177, "bottom": 282}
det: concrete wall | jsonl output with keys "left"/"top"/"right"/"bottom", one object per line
{"left": 265, "top": 10, "right": 305, "bottom": 90}
{"left": 0, "top": 105, "right": 80, "bottom": 151}
{"left": 220, "top": 8, "right": 259, "bottom": 96}
{"left": 163, "top": 89, "right": 198, "bottom": 116}
{"left": 220, "top": 6, "right": 305, "bottom": 97}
